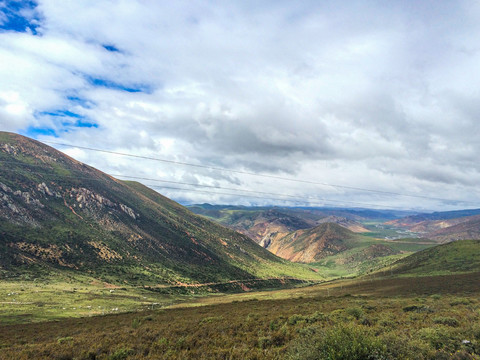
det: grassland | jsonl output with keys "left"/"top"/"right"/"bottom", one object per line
{"left": 0, "top": 269, "right": 319, "bottom": 325}
{"left": 1, "top": 272, "right": 480, "bottom": 359}
{"left": 389, "top": 240, "right": 480, "bottom": 276}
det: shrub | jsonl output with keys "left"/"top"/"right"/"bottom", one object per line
{"left": 305, "top": 311, "right": 328, "bottom": 324}
{"left": 433, "top": 317, "right": 460, "bottom": 327}
{"left": 109, "top": 348, "right": 133, "bottom": 360}
{"left": 200, "top": 316, "right": 223, "bottom": 324}
{"left": 287, "top": 324, "right": 387, "bottom": 360}
{"left": 287, "top": 314, "right": 305, "bottom": 325}
{"left": 450, "top": 298, "right": 472, "bottom": 306}
{"left": 346, "top": 307, "right": 364, "bottom": 320}
{"left": 417, "top": 327, "right": 455, "bottom": 351}
{"left": 403, "top": 305, "right": 434, "bottom": 313}
{"left": 131, "top": 318, "right": 141, "bottom": 329}
{"left": 57, "top": 336, "right": 74, "bottom": 344}
{"left": 258, "top": 336, "right": 272, "bottom": 349}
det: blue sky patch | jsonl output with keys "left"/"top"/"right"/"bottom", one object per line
{"left": 40, "top": 110, "right": 83, "bottom": 118}
{"left": 32, "top": 109, "right": 99, "bottom": 134}
{"left": 103, "top": 44, "right": 121, "bottom": 52}
{"left": 66, "top": 96, "right": 95, "bottom": 109}
{"left": 0, "top": 1, "right": 41, "bottom": 34}
{"left": 65, "top": 119, "right": 99, "bottom": 128}
{"left": 22, "top": 126, "right": 58, "bottom": 138}
{"left": 87, "top": 76, "right": 153, "bottom": 93}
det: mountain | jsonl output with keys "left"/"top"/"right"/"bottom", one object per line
{"left": 188, "top": 206, "right": 315, "bottom": 246}
{"left": 427, "top": 216, "right": 480, "bottom": 242}
{"left": 316, "top": 215, "right": 369, "bottom": 233}
{"left": 386, "top": 211, "right": 480, "bottom": 243}
{"left": 388, "top": 240, "right": 480, "bottom": 276}
{"left": 188, "top": 206, "right": 370, "bottom": 248}
{"left": 264, "top": 223, "right": 359, "bottom": 263}
{"left": 0, "top": 132, "right": 322, "bottom": 285}
{"left": 386, "top": 208, "right": 480, "bottom": 226}
{"left": 187, "top": 206, "right": 418, "bottom": 270}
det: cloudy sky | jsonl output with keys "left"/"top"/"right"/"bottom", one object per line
{"left": 1, "top": 0, "right": 480, "bottom": 211}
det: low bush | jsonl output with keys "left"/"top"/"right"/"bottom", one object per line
{"left": 433, "top": 316, "right": 460, "bottom": 327}
{"left": 286, "top": 324, "right": 387, "bottom": 360}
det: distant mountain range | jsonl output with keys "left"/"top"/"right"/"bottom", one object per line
{"left": 188, "top": 205, "right": 371, "bottom": 245}
{"left": 0, "top": 132, "right": 321, "bottom": 285}
{"left": 387, "top": 212, "right": 480, "bottom": 242}
{"left": 188, "top": 205, "right": 417, "bottom": 272}
{"left": 190, "top": 202, "right": 480, "bottom": 272}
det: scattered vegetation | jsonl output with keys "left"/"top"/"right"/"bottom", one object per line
{"left": 1, "top": 271, "right": 480, "bottom": 359}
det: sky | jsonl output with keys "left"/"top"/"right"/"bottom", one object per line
{"left": 1, "top": 0, "right": 480, "bottom": 211}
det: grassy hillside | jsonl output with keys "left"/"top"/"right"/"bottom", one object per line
{"left": 261, "top": 222, "right": 433, "bottom": 278}
{"left": 0, "top": 132, "right": 323, "bottom": 286}
{"left": 388, "top": 240, "right": 480, "bottom": 276}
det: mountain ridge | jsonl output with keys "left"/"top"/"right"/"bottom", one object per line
{"left": 0, "top": 132, "right": 322, "bottom": 285}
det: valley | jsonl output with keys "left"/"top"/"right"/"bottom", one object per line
{"left": 3, "top": 1, "right": 480, "bottom": 358}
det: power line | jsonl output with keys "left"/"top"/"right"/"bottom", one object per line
{"left": 144, "top": 184, "right": 413, "bottom": 210}
{"left": 1, "top": 157, "right": 477, "bottom": 206}
{"left": 41, "top": 140, "right": 458, "bottom": 203}
{"left": 0, "top": 162, "right": 411, "bottom": 209}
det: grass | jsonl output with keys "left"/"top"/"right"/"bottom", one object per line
{"left": 1, "top": 271, "right": 480, "bottom": 359}
{"left": 388, "top": 240, "right": 480, "bottom": 277}
{"left": 307, "top": 234, "right": 434, "bottom": 278}
{"left": 0, "top": 274, "right": 176, "bottom": 325}
{"left": 0, "top": 269, "right": 321, "bottom": 324}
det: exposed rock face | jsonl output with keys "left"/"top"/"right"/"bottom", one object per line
{"left": 119, "top": 204, "right": 136, "bottom": 219}
{"left": 70, "top": 187, "right": 115, "bottom": 208}
{"left": 386, "top": 212, "right": 480, "bottom": 243}
{"left": 316, "top": 216, "right": 370, "bottom": 233}
{"left": 68, "top": 187, "right": 138, "bottom": 219}
{"left": 0, "top": 182, "right": 42, "bottom": 226}
{"left": 37, "top": 182, "right": 55, "bottom": 197}
{"left": 227, "top": 209, "right": 313, "bottom": 245}
{"left": 2, "top": 143, "right": 18, "bottom": 155}
{"left": 0, "top": 177, "right": 142, "bottom": 228}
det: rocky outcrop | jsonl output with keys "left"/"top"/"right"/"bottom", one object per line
{"left": 0, "top": 182, "right": 42, "bottom": 226}
{"left": 69, "top": 187, "right": 138, "bottom": 219}
{"left": 119, "top": 203, "right": 137, "bottom": 219}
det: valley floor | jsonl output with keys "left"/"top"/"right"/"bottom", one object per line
{"left": 1, "top": 272, "right": 480, "bottom": 359}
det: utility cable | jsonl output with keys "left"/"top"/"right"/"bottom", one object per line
{"left": 0, "top": 163, "right": 415, "bottom": 209}
{"left": 41, "top": 140, "right": 458, "bottom": 203}
{"left": 1, "top": 159, "right": 477, "bottom": 207}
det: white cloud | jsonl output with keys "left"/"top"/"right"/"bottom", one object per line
{"left": 1, "top": 0, "right": 480, "bottom": 210}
